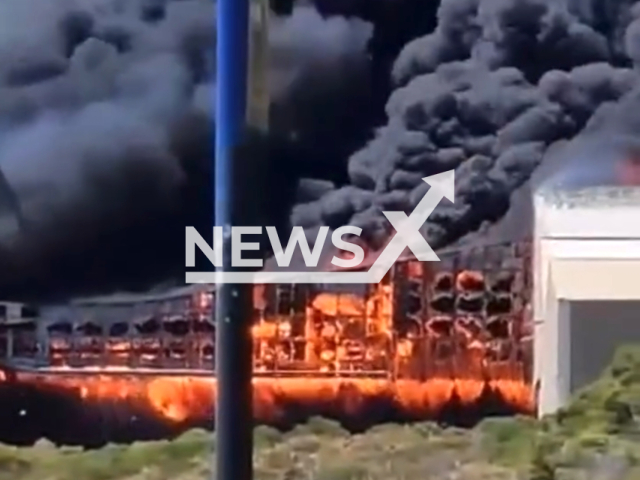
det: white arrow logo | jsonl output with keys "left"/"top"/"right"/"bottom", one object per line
{"left": 186, "top": 169, "right": 455, "bottom": 284}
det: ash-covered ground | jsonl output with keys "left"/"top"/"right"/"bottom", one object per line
{"left": 0, "top": 0, "right": 639, "bottom": 301}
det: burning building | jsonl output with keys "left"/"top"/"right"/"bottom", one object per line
{"left": 0, "top": 241, "right": 533, "bottom": 381}
{"left": 0, "top": 240, "right": 534, "bottom": 444}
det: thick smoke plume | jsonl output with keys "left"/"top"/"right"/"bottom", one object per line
{"left": 292, "top": 0, "right": 640, "bottom": 252}
{"left": 0, "top": 0, "right": 373, "bottom": 300}
{"left": 3, "top": 0, "right": 640, "bottom": 300}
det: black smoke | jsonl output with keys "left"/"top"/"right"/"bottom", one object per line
{"left": 0, "top": 0, "right": 374, "bottom": 300}
{"left": 290, "top": 0, "right": 640, "bottom": 251}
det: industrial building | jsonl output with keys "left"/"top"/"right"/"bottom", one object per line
{"left": 533, "top": 185, "right": 640, "bottom": 416}
{"left": 0, "top": 242, "right": 532, "bottom": 394}
{"left": 2, "top": 136, "right": 640, "bottom": 420}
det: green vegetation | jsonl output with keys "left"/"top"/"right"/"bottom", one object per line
{"left": 3, "top": 345, "right": 640, "bottom": 480}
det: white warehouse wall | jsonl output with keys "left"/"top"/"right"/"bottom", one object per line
{"left": 533, "top": 189, "right": 640, "bottom": 416}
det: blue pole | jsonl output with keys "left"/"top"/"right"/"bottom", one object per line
{"left": 215, "top": 0, "right": 254, "bottom": 479}
{"left": 216, "top": 0, "right": 249, "bottom": 221}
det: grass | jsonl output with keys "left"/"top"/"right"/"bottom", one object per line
{"left": 3, "top": 345, "right": 640, "bottom": 480}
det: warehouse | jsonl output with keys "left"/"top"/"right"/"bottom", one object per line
{"left": 533, "top": 182, "right": 640, "bottom": 416}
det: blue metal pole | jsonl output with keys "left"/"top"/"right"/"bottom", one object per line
{"left": 216, "top": 0, "right": 249, "bottom": 217}
{"left": 214, "top": 0, "right": 254, "bottom": 479}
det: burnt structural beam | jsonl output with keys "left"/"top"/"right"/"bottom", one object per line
{"left": 214, "top": 0, "right": 255, "bottom": 478}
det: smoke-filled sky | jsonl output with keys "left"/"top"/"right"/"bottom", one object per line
{"left": 1, "top": 0, "right": 640, "bottom": 301}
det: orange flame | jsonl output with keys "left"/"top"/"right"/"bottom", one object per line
{"left": 5, "top": 373, "right": 533, "bottom": 425}
{"left": 0, "top": 257, "right": 534, "bottom": 428}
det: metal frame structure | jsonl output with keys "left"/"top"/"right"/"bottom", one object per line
{"left": 390, "top": 241, "right": 533, "bottom": 383}
{"left": 0, "top": 241, "right": 533, "bottom": 387}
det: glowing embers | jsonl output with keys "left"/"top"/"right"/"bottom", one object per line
{"left": 429, "top": 271, "right": 516, "bottom": 316}
{"left": 391, "top": 241, "right": 531, "bottom": 384}
{"left": 252, "top": 283, "right": 393, "bottom": 377}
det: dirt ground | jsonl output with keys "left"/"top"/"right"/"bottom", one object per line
{"left": 2, "top": 345, "right": 640, "bottom": 480}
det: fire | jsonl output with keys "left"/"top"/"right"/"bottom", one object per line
{"left": 3, "top": 373, "right": 533, "bottom": 425}
{"left": 312, "top": 293, "right": 364, "bottom": 317}
{"left": 0, "top": 242, "right": 535, "bottom": 434}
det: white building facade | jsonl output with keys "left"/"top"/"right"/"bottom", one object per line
{"left": 533, "top": 188, "right": 640, "bottom": 416}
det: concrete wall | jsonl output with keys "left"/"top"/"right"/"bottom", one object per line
{"left": 533, "top": 193, "right": 640, "bottom": 416}
{"left": 534, "top": 258, "right": 640, "bottom": 415}
{"left": 569, "top": 300, "right": 640, "bottom": 393}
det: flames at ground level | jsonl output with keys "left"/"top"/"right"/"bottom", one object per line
{"left": 0, "top": 245, "right": 535, "bottom": 445}
{"left": 0, "top": 371, "right": 534, "bottom": 446}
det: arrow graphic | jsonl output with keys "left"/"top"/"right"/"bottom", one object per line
{"left": 367, "top": 170, "right": 454, "bottom": 283}
{"left": 186, "top": 169, "right": 455, "bottom": 284}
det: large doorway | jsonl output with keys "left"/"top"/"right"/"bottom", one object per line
{"left": 568, "top": 300, "right": 640, "bottom": 393}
